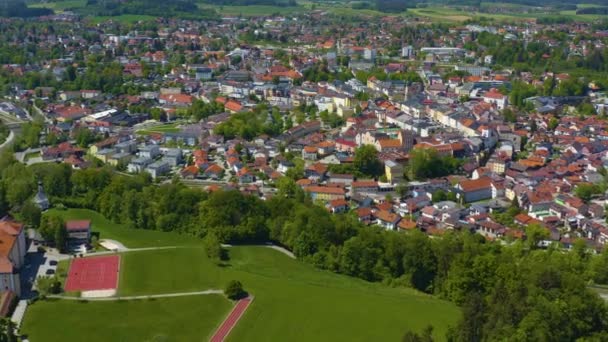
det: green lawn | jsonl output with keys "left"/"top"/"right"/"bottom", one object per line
{"left": 408, "top": 5, "right": 606, "bottom": 23}
{"left": 136, "top": 122, "right": 182, "bottom": 135}
{"left": 28, "top": 0, "right": 86, "bottom": 12}
{"left": 44, "top": 208, "right": 201, "bottom": 248}
{"left": 119, "top": 247, "right": 219, "bottom": 295}
{"left": 30, "top": 210, "right": 460, "bottom": 341}
{"left": 21, "top": 295, "right": 232, "bottom": 342}
{"left": 119, "top": 246, "right": 460, "bottom": 341}
{"left": 24, "top": 151, "right": 40, "bottom": 162}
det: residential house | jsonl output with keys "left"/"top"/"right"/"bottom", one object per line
{"left": 139, "top": 145, "right": 160, "bottom": 159}
{"left": 127, "top": 157, "right": 152, "bottom": 173}
{"left": 65, "top": 220, "right": 91, "bottom": 243}
{"left": 328, "top": 199, "right": 349, "bottom": 213}
{"left": 302, "top": 146, "right": 318, "bottom": 160}
{"left": 204, "top": 164, "right": 224, "bottom": 180}
{"left": 0, "top": 219, "right": 26, "bottom": 296}
{"left": 304, "top": 186, "right": 346, "bottom": 201}
{"left": 375, "top": 210, "right": 401, "bottom": 230}
{"left": 456, "top": 177, "right": 493, "bottom": 203}
{"left": 384, "top": 160, "right": 404, "bottom": 184}
{"left": 145, "top": 161, "right": 171, "bottom": 179}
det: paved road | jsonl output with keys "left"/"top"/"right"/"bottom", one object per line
{"left": 223, "top": 243, "right": 295, "bottom": 259}
{"left": 86, "top": 245, "right": 183, "bottom": 257}
{"left": 98, "top": 239, "right": 129, "bottom": 252}
{"left": 20, "top": 246, "right": 60, "bottom": 300}
{"left": 265, "top": 243, "right": 295, "bottom": 259}
{"left": 11, "top": 300, "right": 28, "bottom": 329}
{"left": 48, "top": 289, "right": 224, "bottom": 301}
{"left": 210, "top": 296, "right": 253, "bottom": 342}
{"left": 0, "top": 129, "right": 14, "bottom": 151}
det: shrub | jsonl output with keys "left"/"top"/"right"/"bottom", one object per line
{"left": 224, "top": 280, "right": 247, "bottom": 300}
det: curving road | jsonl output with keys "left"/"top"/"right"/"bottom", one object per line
{"left": 0, "top": 129, "right": 14, "bottom": 151}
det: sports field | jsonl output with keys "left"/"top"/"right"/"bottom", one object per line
{"left": 26, "top": 210, "right": 460, "bottom": 341}
{"left": 64, "top": 255, "right": 120, "bottom": 292}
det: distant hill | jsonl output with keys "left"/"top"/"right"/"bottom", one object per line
{"left": 0, "top": 0, "right": 53, "bottom": 17}
{"left": 435, "top": 0, "right": 608, "bottom": 6}
{"left": 79, "top": 0, "right": 215, "bottom": 19}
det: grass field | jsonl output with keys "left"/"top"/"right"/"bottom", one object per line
{"left": 118, "top": 246, "right": 460, "bottom": 341}
{"left": 408, "top": 4, "right": 606, "bottom": 23}
{"left": 28, "top": 0, "right": 86, "bottom": 12}
{"left": 44, "top": 208, "right": 200, "bottom": 248}
{"left": 136, "top": 122, "right": 182, "bottom": 135}
{"left": 31, "top": 209, "right": 460, "bottom": 340}
{"left": 21, "top": 295, "right": 232, "bottom": 342}
{"left": 408, "top": 7, "right": 472, "bottom": 22}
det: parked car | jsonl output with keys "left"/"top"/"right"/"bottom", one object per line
{"left": 45, "top": 269, "right": 55, "bottom": 275}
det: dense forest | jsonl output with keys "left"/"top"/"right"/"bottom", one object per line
{"left": 1, "top": 151, "right": 608, "bottom": 340}
{"left": 0, "top": 1, "right": 53, "bottom": 18}
{"left": 577, "top": 7, "right": 608, "bottom": 15}
{"left": 437, "top": 0, "right": 608, "bottom": 6}
{"left": 79, "top": 0, "right": 216, "bottom": 19}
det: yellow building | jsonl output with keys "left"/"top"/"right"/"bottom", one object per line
{"left": 385, "top": 160, "right": 404, "bottom": 184}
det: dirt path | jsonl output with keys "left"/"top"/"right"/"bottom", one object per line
{"left": 48, "top": 289, "right": 223, "bottom": 301}
{"left": 265, "top": 243, "right": 295, "bottom": 259}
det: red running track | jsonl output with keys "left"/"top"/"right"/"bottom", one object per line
{"left": 210, "top": 297, "right": 253, "bottom": 342}
{"left": 64, "top": 255, "right": 120, "bottom": 292}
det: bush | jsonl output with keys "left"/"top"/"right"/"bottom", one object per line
{"left": 36, "top": 276, "right": 62, "bottom": 297}
{"left": 224, "top": 280, "right": 247, "bottom": 300}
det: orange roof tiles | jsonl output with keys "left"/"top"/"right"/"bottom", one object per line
{"left": 459, "top": 177, "right": 492, "bottom": 192}
{"left": 304, "top": 186, "right": 346, "bottom": 195}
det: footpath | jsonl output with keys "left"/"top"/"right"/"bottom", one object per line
{"left": 210, "top": 296, "right": 254, "bottom": 342}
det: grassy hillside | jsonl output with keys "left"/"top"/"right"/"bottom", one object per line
{"left": 31, "top": 209, "right": 459, "bottom": 341}
{"left": 44, "top": 208, "right": 201, "bottom": 248}
{"left": 21, "top": 295, "right": 232, "bottom": 342}
{"left": 119, "top": 246, "right": 459, "bottom": 340}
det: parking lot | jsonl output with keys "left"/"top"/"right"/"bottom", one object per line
{"left": 21, "top": 242, "right": 61, "bottom": 299}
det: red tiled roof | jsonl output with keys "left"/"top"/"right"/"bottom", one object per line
{"left": 225, "top": 100, "right": 243, "bottom": 112}
{"left": 375, "top": 210, "right": 400, "bottom": 223}
{"left": 329, "top": 199, "right": 348, "bottom": 207}
{"left": 65, "top": 220, "right": 91, "bottom": 231}
{"left": 159, "top": 94, "right": 193, "bottom": 104}
{"left": 398, "top": 219, "right": 416, "bottom": 230}
{"left": 304, "top": 186, "right": 346, "bottom": 195}
{"left": 352, "top": 180, "right": 378, "bottom": 188}
{"left": 459, "top": 177, "right": 492, "bottom": 192}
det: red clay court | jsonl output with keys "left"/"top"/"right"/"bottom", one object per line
{"left": 64, "top": 255, "right": 120, "bottom": 292}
